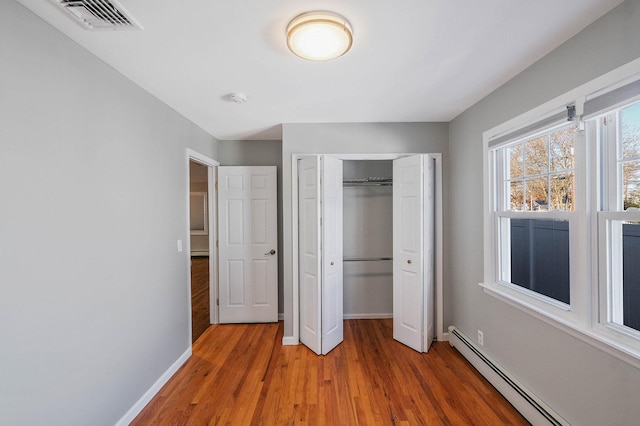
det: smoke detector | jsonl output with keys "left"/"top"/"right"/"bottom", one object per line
{"left": 230, "top": 93, "right": 248, "bottom": 104}
{"left": 53, "top": 0, "right": 143, "bottom": 31}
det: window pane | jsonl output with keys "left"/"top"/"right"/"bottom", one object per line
{"left": 510, "top": 180, "right": 524, "bottom": 211}
{"left": 550, "top": 172, "right": 574, "bottom": 211}
{"left": 508, "top": 144, "right": 523, "bottom": 178}
{"left": 498, "top": 124, "right": 575, "bottom": 213}
{"left": 621, "top": 102, "right": 640, "bottom": 160}
{"left": 502, "top": 218, "right": 570, "bottom": 304}
{"left": 550, "top": 126, "right": 575, "bottom": 172}
{"left": 623, "top": 223, "right": 640, "bottom": 331}
{"left": 525, "top": 176, "right": 548, "bottom": 211}
{"left": 622, "top": 161, "right": 640, "bottom": 210}
{"left": 525, "top": 136, "right": 548, "bottom": 176}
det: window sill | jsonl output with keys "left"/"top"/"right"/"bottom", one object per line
{"left": 479, "top": 282, "right": 640, "bottom": 370}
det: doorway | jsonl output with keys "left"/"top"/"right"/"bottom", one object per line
{"left": 189, "top": 160, "right": 211, "bottom": 342}
{"left": 187, "top": 150, "right": 219, "bottom": 344}
{"left": 186, "top": 152, "right": 279, "bottom": 343}
{"left": 343, "top": 160, "right": 393, "bottom": 319}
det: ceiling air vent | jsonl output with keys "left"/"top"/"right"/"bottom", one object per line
{"left": 54, "top": 0, "right": 143, "bottom": 31}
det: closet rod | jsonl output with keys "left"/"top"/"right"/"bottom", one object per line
{"left": 343, "top": 257, "right": 393, "bottom": 262}
{"left": 343, "top": 182, "right": 393, "bottom": 187}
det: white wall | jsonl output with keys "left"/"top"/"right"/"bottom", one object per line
{"left": 0, "top": 2, "right": 217, "bottom": 425}
{"left": 281, "top": 123, "right": 449, "bottom": 337}
{"left": 448, "top": 1, "right": 640, "bottom": 424}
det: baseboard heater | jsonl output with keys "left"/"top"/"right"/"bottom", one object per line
{"left": 448, "top": 326, "right": 568, "bottom": 426}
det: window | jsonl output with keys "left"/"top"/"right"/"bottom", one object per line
{"left": 483, "top": 64, "right": 640, "bottom": 366}
{"left": 598, "top": 101, "right": 640, "bottom": 335}
{"left": 492, "top": 123, "right": 576, "bottom": 307}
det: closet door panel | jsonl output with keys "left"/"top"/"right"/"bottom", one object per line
{"left": 321, "top": 156, "right": 343, "bottom": 355}
{"left": 393, "top": 155, "right": 424, "bottom": 352}
{"left": 298, "top": 156, "right": 322, "bottom": 354}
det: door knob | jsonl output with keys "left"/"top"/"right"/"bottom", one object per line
{"left": 265, "top": 249, "right": 276, "bottom": 256}
{"left": 407, "top": 259, "right": 412, "bottom": 264}
{"left": 330, "top": 261, "right": 334, "bottom": 266}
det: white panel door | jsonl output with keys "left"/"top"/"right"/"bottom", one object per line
{"left": 321, "top": 156, "right": 343, "bottom": 355}
{"left": 393, "top": 155, "right": 425, "bottom": 352}
{"left": 218, "top": 166, "right": 277, "bottom": 323}
{"left": 298, "top": 156, "right": 322, "bottom": 354}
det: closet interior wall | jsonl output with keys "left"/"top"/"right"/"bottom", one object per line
{"left": 343, "top": 160, "right": 393, "bottom": 318}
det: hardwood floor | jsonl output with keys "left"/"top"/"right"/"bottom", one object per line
{"left": 190, "top": 256, "right": 210, "bottom": 343}
{"left": 132, "top": 319, "right": 529, "bottom": 425}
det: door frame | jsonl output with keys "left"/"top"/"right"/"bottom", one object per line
{"left": 290, "top": 153, "right": 444, "bottom": 347}
{"left": 186, "top": 149, "right": 220, "bottom": 336}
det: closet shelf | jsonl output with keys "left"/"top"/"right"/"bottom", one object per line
{"left": 344, "top": 257, "right": 393, "bottom": 262}
{"left": 343, "top": 177, "right": 392, "bottom": 187}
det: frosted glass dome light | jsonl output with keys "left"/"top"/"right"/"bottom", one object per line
{"left": 286, "top": 11, "right": 353, "bottom": 61}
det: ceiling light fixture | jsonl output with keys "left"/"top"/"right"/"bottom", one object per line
{"left": 286, "top": 11, "right": 353, "bottom": 61}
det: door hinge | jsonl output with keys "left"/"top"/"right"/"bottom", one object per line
{"left": 216, "top": 298, "right": 219, "bottom": 306}
{"left": 216, "top": 240, "right": 219, "bottom": 248}
{"left": 215, "top": 182, "right": 218, "bottom": 190}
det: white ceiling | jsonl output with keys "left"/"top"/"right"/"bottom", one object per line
{"left": 17, "top": 0, "right": 623, "bottom": 141}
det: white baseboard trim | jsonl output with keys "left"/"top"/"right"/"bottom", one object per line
{"left": 448, "top": 326, "right": 567, "bottom": 426}
{"left": 278, "top": 312, "right": 284, "bottom": 321}
{"left": 343, "top": 313, "right": 393, "bottom": 319}
{"left": 440, "top": 331, "right": 449, "bottom": 342}
{"left": 282, "top": 335, "right": 298, "bottom": 346}
{"left": 115, "top": 347, "right": 192, "bottom": 426}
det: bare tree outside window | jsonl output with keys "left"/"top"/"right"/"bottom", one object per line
{"left": 621, "top": 103, "right": 640, "bottom": 210}
{"left": 507, "top": 125, "right": 575, "bottom": 211}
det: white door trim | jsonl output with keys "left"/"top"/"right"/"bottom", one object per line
{"left": 289, "top": 153, "right": 444, "bottom": 346}
{"left": 186, "top": 149, "right": 220, "bottom": 335}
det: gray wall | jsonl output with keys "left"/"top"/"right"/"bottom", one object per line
{"left": 0, "top": 2, "right": 217, "bottom": 425}
{"left": 447, "top": 0, "right": 640, "bottom": 424}
{"left": 217, "top": 140, "right": 284, "bottom": 315}
{"left": 281, "top": 123, "right": 449, "bottom": 337}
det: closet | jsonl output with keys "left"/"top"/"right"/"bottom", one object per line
{"left": 343, "top": 160, "right": 393, "bottom": 318}
{"left": 298, "top": 154, "right": 436, "bottom": 355}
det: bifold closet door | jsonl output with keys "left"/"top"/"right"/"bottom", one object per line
{"left": 392, "top": 155, "right": 435, "bottom": 353}
{"left": 320, "top": 156, "right": 343, "bottom": 355}
{"left": 218, "top": 166, "right": 278, "bottom": 324}
{"left": 298, "top": 156, "right": 343, "bottom": 355}
{"left": 299, "top": 156, "right": 322, "bottom": 354}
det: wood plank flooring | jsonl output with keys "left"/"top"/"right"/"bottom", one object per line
{"left": 190, "top": 256, "right": 210, "bottom": 343}
{"left": 132, "top": 319, "right": 529, "bottom": 425}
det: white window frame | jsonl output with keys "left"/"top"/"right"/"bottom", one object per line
{"left": 482, "top": 57, "right": 640, "bottom": 369}
{"left": 487, "top": 122, "right": 584, "bottom": 327}
{"left": 594, "top": 102, "right": 640, "bottom": 346}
